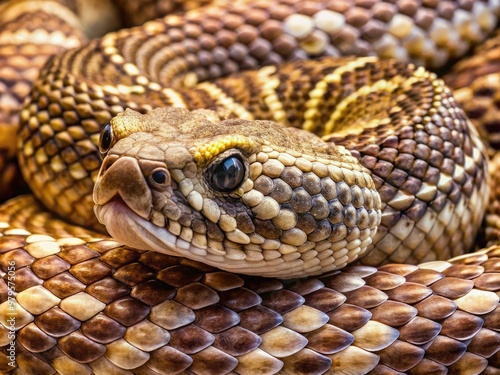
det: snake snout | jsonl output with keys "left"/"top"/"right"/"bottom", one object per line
{"left": 93, "top": 155, "right": 154, "bottom": 220}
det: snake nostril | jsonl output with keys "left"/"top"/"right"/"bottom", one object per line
{"left": 99, "top": 155, "right": 118, "bottom": 175}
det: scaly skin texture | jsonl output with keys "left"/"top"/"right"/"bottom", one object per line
{"left": 93, "top": 107, "right": 382, "bottom": 278}
{"left": 112, "top": 0, "right": 215, "bottom": 27}
{"left": 444, "top": 29, "right": 500, "bottom": 151}
{"left": 0, "top": 0, "right": 86, "bottom": 201}
{"left": 0, "top": 196, "right": 499, "bottom": 374}
{"left": 0, "top": 0, "right": 500, "bottom": 373}
{"left": 0, "top": 0, "right": 122, "bottom": 201}
{"left": 16, "top": 0, "right": 500, "bottom": 227}
{"left": 485, "top": 152, "right": 500, "bottom": 246}
{"left": 91, "top": 93, "right": 488, "bottom": 278}
{"left": 19, "top": 55, "right": 491, "bottom": 272}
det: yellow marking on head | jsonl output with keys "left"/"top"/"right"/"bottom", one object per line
{"left": 109, "top": 112, "right": 143, "bottom": 140}
{"left": 191, "top": 135, "right": 256, "bottom": 167}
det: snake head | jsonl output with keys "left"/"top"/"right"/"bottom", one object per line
{"left": 93, "top": 107, "right": 381, "bottom": 278}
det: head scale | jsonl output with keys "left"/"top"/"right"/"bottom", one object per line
{"left": 94, "top": 107, "right": 381, "bottom": 278}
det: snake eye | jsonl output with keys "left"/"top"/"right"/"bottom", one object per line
{"left": 209, "top": 155, "right": 246, "bottom": 192}
{"left": 99, "top": 123, "right": 114, "bottom": 154}
{"left": 149, "top": 168, "right": 170, "bottom": 188}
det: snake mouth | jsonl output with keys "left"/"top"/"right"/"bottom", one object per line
{"left": 94, "top": 198, "right": 212, "bottom": 260}
{"left": 95, "top": 199, "right": 302, "bottom": 277}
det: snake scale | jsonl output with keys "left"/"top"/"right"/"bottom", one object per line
{"left": 0, "top": 0, "right": 500, "bottom": 374}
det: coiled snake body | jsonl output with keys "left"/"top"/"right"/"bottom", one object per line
{"left": 0, "top": 0, "right": 500, "bottom": 374}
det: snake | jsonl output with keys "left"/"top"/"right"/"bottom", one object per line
{"left": 0, "top": 0, "right": 500, "bottom": 374}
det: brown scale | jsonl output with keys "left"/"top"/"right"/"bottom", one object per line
{"left": 112, "top": 0, "right": 214, "bottom": 27}
{"left": 0, "top": 203, "right": 499, "bottom": 373}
